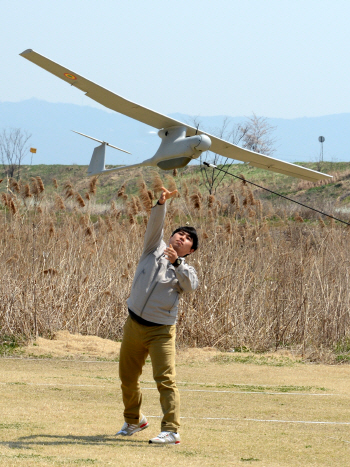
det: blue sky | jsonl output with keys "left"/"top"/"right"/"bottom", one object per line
{"left": 2, "top": 0, "right": 350, "bottom": 119}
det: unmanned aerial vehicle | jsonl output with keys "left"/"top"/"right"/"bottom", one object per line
{"left": 20, "top": 49, "right": 331, "bottom": 183}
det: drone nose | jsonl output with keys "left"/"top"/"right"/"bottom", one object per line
{"left": 191, "top": 134, "right": 211, "bottom": 152}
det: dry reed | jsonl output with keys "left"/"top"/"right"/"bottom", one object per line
{"left": 152, "top": 173, "right": 163, "bottom": 194}
{"left": 89, "top": 176, "right": 98, "bottom": 195}
{"left": 0, "top": 174, "right": 349, "bottom": 362}
{"left": 75, "top": 193, "right": 86, "bottom": 208}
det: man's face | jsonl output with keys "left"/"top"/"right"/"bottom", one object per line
{"left": 169, "top": 230, "right": 194, "bottom": 257}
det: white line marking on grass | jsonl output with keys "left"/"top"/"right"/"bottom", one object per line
{"left": 146, "top": 415, "right": 350, "bottom": 426}
{"left": 0, "top": 382, "right": 99, "bottom": 388}
{"left": 327, "top": 437, "right": 350, "bottom": 444}
{"left": 0, "top": 357, "right": 119, "bottom": 363}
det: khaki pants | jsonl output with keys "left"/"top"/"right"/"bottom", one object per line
{"left": 119, "top": 316, "right": 180, "bottom": 432}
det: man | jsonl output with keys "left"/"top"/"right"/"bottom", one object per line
{"left": 116, "top": 186, "right": 198, "bottom": 445}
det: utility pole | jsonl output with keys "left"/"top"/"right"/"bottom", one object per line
{"left": 318, "top": 136, "right": 325, "bottom": 162}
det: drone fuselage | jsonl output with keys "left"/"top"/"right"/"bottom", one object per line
{"left": 143, "top": 126, "right": 212, "bottom": 170}
{"left": 87, "top": 125, "right": 212, "bottom": 176}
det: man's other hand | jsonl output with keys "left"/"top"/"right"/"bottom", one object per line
{"left": 158, "top": 187, "right": 178, "bottom": 205}
{"left": 164, "top": 244, "right": 178, "bottom": 263}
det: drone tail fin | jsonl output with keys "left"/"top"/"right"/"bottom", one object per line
{"left": 87, "top": 143, "right": 151, "bottom": 176}
{"left": 87, "top": 143, "right": 106, "bottom": 176}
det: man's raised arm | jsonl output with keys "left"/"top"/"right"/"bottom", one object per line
{"left": 142, "top": 187, "right": 178, "bottom": 257}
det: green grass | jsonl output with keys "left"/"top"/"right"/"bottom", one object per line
{"left": 0, "top": 453, "right": 97, "bottom": 464}
{"left": 335, "top": 355, "right": 350, "bottom": 363}
{"left": 306, "top": 185, "right": 328, "bottom": 192}
{"left": 211, "top": 353, "right": 299, "bottom": 366}
{"left": 334, "top": 338, "right": 350, "bottom": 353}
{"left": 27, "top": 352, "right": 54, "bottom": 359}
{"left": 334, "top": 338, "right": 350, "bottom": 362}
{"left": 0, "top": 423, "right": 25, "bottom": 429}
{"left": 0, "top": 334, "right": 24, "bottom": 356}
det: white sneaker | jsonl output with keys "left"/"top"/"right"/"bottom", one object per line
{"left": 149, "top": 431, "right": 181, "bottom": 445}
{"left": 116, "top": 414, "right": 149, "bottom": 436}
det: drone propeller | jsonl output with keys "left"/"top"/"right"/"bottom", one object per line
{"left": 71, "top": 130, "right": 131, "bottom": 154}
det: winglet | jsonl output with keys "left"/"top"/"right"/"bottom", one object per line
{"left": 20, "top": 49, "right": 34, "bottom": 56}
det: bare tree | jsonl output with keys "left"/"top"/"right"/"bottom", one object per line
{"left": 197, "top": 114, "right": 276, "bottom": 194}
{"left": 193, "top": 117, "right": 249, "bottom": 194}
{"left": 241, "top": 113, "right": 276, "bottom": 156}
{"left": 0, "top": 128, "right": 32, "bottom": 179}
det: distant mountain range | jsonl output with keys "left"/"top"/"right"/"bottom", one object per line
{"left": 0, "top": 99, "right": 349, "bottom": 166}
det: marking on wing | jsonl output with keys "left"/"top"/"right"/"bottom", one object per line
{"left": 64, "top": 73, "right": 77, "bottom": 80}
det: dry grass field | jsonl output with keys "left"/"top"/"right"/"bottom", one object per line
{"left": 0, "top": 333, "right": 349, "bottom": 467}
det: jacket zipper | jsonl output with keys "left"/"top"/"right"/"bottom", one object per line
{"left": 168, "top": 294, "right": 178, "bottom": 312}
{"left": 132, "top": 268, "right": 145, "bottom": 289}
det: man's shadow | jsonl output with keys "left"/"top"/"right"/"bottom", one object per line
{"left": 0, "top": 434, "right": 148, "bottom": 449}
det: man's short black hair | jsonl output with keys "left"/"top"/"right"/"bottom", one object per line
{"left": 171, "top": 226, "right": 198, "bottom": 252}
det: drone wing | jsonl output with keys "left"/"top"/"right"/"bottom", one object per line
{"left": 20, "top": 49, "right": 182, "bottom": 129}
{"left": 20, "top": 49, "right": 331, "bottom": 182}
{"left": 191, "top": 134, "right": 330, "bottom": 182}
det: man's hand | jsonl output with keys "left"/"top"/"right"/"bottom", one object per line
{"left": 164, "top": 244, "right": 178, "bottom": 263}
{"left": 158, "top": 186, "right": 178, "bottom": 205}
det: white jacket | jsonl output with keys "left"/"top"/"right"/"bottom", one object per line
{"left": 127, "top": 203, "right": 198, "bottom": 325}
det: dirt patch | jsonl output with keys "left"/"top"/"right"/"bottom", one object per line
{"left": 176, "top": 346, "right": 220, "bottom": 363}
{"left": 25, "top": 330, "right": 121, "bottom": 360}
{"left": 24, "top": 332, "right": 308, "bottom": 364}
{"left": 25, "top": 333, "right": 221, "bottom": 362}
{"left": 25, "top": 333, "right": 222, "bottom": 362}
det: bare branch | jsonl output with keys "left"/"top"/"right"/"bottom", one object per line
{"left": 0, "top": 128, "right": 31, "bottom": 179}
{"left": 241, "top": 113, "right": 276, "bottom": 155}
{"left": 193, "top": 115, "right": 276, "bottom": 194}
